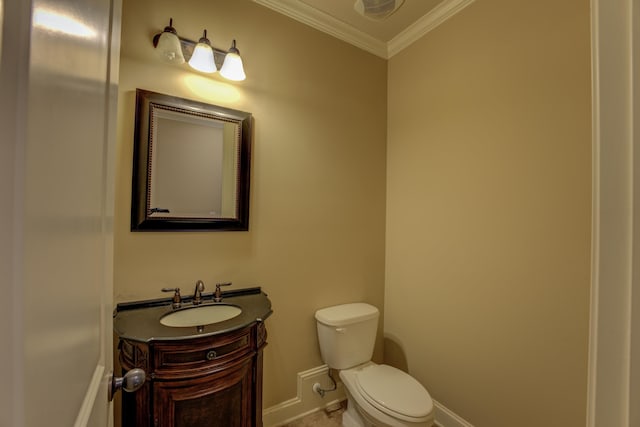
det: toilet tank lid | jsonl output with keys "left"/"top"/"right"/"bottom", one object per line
{"left": 315, "top": 303, "right": 379, "bottom": 326}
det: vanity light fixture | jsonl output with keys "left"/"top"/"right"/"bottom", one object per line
{"left": 219, "top": 40, "right": 246, "bottom": 81}
{"left": 188, "top": 30, "right": 216, "bottom": 73}
{"left": 154, "top": 19, "right": 185, "bottom": 64}
{"left": 152, "top": 18, "right": 246, "bottom": 81}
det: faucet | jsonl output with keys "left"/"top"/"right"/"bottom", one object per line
{"left": 161, "top": 287, "right": 182, "bottom": 309}
{"left": 193, "top": 280, "right": 205, "bottom": 305}
{"left": 214, "top": 282, "right": 232, "bottom": 302}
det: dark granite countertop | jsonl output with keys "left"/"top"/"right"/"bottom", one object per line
{"left": 114, "top": 287, "right": 272, "bottom": 343}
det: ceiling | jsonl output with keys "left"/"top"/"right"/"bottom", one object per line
{"left": 251, "top": 0, "right": 475, "bottom": 58}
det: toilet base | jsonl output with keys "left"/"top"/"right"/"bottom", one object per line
{"left": 342, "top": 399, "right": 369, "bottom": 427}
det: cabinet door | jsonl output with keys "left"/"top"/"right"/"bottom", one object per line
{"left": 153, "top": 359, "right": 253, "bottom": 427}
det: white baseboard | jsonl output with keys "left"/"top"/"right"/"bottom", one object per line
{"left": 73, "top": 364, "right": 105, "bottom": 427}
{"left": 434, "top": 399, "right": 474, "bottom": 427}
{"left": 263, "top": 365, "right": 346, "bottom": 427}
{"left": 262, "top": 365, "right": 473, "bottom": 427}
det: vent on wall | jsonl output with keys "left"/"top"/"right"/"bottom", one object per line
{"left": 353, "top": 0, "right": 405, "bottom": 20}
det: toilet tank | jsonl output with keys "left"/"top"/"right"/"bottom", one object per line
{"left": 315, "top": 303, "right": 379, "bottom": 370}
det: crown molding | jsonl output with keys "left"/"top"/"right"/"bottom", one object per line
{"left": 252, "top": 0, "right": 388, "bottom": 58}
{"left": 387, "top": 0, "right": 476, "bottom": 57}
{"left": 253, "top": 0, "right": 476, "bottom": 59}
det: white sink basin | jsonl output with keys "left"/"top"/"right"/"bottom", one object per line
{"left": 160, "top": 304, "right": 242, "bottom": 327}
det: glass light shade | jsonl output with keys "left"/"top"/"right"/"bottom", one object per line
{"left": 188, "top": 40, "right": 216, "bottom": 73}
{"left": 220, "top": 52, "right": 246, "bottom": 81}
{"left": 155, "top": 31, "right": 185, "bottom": 64}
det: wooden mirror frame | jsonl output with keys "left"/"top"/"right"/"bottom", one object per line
{"left": 131, "top": 89, "right": 252, "bottom": 231}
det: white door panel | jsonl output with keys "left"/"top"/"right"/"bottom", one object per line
{"left": 1, "top": 0, "right": 121, "bottom": 426}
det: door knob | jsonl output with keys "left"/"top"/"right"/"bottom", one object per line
{"left": 108, "top": 368, "right": 146, "bottom": 401}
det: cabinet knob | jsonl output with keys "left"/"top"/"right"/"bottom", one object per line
{"left": 206, "top": 350, "right": 217, "bottom": 360}
{"left": 108, "top": 368, "right": 146, "bottom": 401}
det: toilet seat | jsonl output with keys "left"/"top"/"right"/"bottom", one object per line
{"left": 353, "top": 364, "right": 433, "bottom": 423}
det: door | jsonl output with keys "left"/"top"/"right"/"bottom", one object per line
{"left": 0, "top": 0, "right": 122, "bottom": 426}
{"left": 588, "top": 0, "right": 639, "bottom": 426}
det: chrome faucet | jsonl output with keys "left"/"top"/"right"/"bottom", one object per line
{"left": 193, "top": 280, "right": 205, "bottom": 305}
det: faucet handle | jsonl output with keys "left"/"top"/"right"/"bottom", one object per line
{"left": 161, "top": 287, "right": 182, "bottom": 309}
{"left": 214, "top": 282, "right": 232, "bottom": 302}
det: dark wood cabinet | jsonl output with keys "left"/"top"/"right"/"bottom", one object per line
{"left": 118, "top": 322, "right": 267, "bottom": 427}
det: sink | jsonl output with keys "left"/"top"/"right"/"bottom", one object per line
{"left": 160, "top": 304, "right": 242, "bottom": 327}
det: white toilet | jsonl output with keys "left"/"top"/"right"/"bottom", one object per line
{"left": 315, "top": 303, "right": 435, "bottom": 427}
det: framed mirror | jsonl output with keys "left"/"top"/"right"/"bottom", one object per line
{"left": 131, "top": 89, "right": 252, "bottom": 231}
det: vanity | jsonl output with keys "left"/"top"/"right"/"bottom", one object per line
{"left": 113, "top": 287, "right": 272, "bottom": 427}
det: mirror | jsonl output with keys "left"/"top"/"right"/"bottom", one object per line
{"left": 131, "top": 89, "right": 252, "bottom": 231}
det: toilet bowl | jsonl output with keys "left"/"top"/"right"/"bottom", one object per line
{"left": 315, "top": 303, "right": 435, "bottom": 427}
{"left": 340, "top": 362, "right": 434, "bottom": 427}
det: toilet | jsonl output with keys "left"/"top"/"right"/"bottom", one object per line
{"left": 315, "top": 303, "right": 435, "bottom": 427}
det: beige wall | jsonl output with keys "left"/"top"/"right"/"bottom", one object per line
{"left": 385, "top": 0, "right": 592, "bottom": 426}
{"left": 114, "top": 0, "right": 387, "bottom": 408}
{"left": 116, "top": 0, "right": 594, "bottom": 423}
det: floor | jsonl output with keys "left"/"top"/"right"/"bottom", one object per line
{"left": 279, "top": 402, "right": 441, "bottom": 427}
{"left": 281, "top": 401, "right": 346, "bottom": 427}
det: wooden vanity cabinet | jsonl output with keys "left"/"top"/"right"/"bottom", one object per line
{"left": 118, "top": 322, "right": 267, "bottom": 427}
